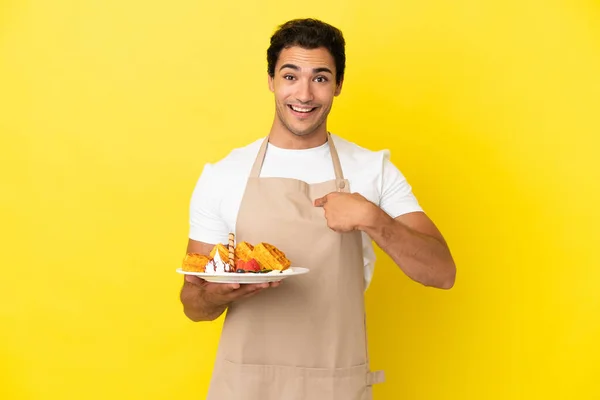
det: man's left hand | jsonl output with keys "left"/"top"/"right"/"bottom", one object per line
{"left": 314, "top": 192, "right": 378, "bottom": 232}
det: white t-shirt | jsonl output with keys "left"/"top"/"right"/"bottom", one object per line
{"left": 189, "top": 133, "right": 423, "bottom": 289}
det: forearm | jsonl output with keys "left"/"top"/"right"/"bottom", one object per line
{"left": 180, "top": 282, "right": 228, "bottom": 322}
{"left": 360, "top": 207, "right": 456, "bottom": 289}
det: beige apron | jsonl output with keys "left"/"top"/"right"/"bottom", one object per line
{"left": 206, "top": 134, "right": 385, "bottom": 400}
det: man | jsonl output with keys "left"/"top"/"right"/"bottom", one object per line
{"left": 180, "top": 18, "right": 456, "bottom": 400}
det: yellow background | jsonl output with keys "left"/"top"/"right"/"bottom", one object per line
{"left": 1, "top": 0, "right": 599, "bottom": 399}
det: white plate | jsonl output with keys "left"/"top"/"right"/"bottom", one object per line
{"left": 176, "top": 267, "right": 309, "bottom": 284}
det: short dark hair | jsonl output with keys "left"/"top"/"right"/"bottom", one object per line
{"left": 267, "top": 18, "right": 346, "bottom": 84}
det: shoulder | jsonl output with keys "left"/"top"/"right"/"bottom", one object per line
{"left": 329, "top": 133, "right": 391, "bottom": 168}
{"left": 201, "top": 137, "right": 264, "bottom": 179}
{"left": 329, "top": 134, "right": 421, "bottom": 215}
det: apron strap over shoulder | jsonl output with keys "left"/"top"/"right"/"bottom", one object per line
{"left": 249, "top": 137, "right": 270, "bottom": 178}
{"left": 327, "top": 132, "right": 344, "bottom": 181}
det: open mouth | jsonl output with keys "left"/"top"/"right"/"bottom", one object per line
{"left": 288, "top": 105, "right": 317, "bottom": 115}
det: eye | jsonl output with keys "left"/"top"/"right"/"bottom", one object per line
{"left": 314, "top": 76, "right": 328, "bottom": 83}
{"left": 283, "top": 74, "right": 295, "bottom": 80}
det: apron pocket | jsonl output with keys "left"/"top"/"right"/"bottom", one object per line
{"left": 300, "top": 363, "right": 371, "bottom": 400}
{"left": 213, "top": 360, "right": 372, "bottom": 400}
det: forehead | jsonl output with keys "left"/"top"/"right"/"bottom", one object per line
{"left": 276, "top": 46, "right": 336, "bottom": 73}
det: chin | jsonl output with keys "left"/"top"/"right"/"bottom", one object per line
{"left": 276, "top": 111, "right": 325, "bottom": 138}
{"left": 289, "top": 129, "right": 317, "bottom": 137}
{"left": 280, "top": 119, "right": 319, "bottom": 137}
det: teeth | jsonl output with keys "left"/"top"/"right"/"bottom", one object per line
{"left": 291, "top": 105, "right": 313, "bottom": 113}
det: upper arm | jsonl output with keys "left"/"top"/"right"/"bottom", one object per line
{"left": 379, "top": 154, "right": 447, "bottom": 245}
{"left": 378, "top": 153, "right": 423, "bottom": 219}
{"left": 186, "top": 239, "right": 215, "bottom": 255}
{"left": 188, "top": 163, "right": 230, "bottom": 245}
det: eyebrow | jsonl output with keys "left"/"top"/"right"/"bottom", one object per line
{"left": 279, "top": 64, "right": 333, "bottom": 75}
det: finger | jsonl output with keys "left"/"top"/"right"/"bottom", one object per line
{"left": 314, "top": 194, "right": 328, "bottom": 207}
{"left": 184, "top": 275, "right": 205, "bottom": 285}
{"left": 205, "top": 282, "right": 241, "bottom": 295}
{"left": 237, "top": 288, "right": 266, "bottom": 300}
{"left": 239, "top": 282, "right": 270, "bottom": 292}
{"left": 269, "top": 280, "right": 282, "bottom": 288}
{"left": 226, "top": 284, "right": 268, "bottom": 300}
{"left": 245, "top": 283, "right": 270, "bottom": 290}
{"left": 315, "top": 191, "right": 345, "bottom": 207}
{"left": 228, "top": 283, "right": 267, "bottom": 295}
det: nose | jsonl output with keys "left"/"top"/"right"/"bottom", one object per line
{"left": 295, "top": 79, "right": 313, "bottom": 104}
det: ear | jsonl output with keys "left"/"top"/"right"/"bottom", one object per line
{"left": 334, "top": 79, "right": 344, "bottom": 96}
{"left": 268, "top": 74, "right": 274, "bottom": 92}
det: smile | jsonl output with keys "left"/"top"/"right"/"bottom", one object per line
{"left": 288, "top": 105, "right": 317, "bottom": 114}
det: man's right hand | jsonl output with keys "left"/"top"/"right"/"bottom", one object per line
{"left": 180, "top": 238, "right": 282, "bottom": 321}
{"left": 180, "top": 275, "right": 281, "bottom": 322}
{"left": 185, "top": 275, "right": 280, "bottom": 306}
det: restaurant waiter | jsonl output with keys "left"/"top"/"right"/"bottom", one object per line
{"left": 180, "top": 18, "right": 456, "bottom": 400}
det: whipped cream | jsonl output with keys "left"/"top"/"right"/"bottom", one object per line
{"left": 214, "top": 250, "right": 229, "bottom": 273}
{"left": 205, "top": 250, "right": 230, "bottom": 274}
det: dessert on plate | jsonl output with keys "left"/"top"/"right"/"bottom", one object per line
{"left": 181, "top": 253, "right": 210, "bottom": 272}
{"left": 209, "top": 243, "right": 230, "bottom": 263}
{"left": 252, "top": 243, "right": 292, "bottom": 271}
{"left": 181, "top": 233, "right": 293, "bottom": 275}
{"left": 234, "top": 241, "right": 254, "bottom": 262}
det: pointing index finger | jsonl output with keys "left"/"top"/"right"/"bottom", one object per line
{"left": 314, "top": 194, "right": 329, "bottom": 207}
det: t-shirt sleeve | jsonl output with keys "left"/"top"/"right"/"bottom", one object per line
{"left": 379, "top": 151, "right": 424, "bottom": 218}
{"left": 188, "top": 163, "right": 229, "bottom": 245}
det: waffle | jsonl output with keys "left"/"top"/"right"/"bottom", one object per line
{"left": 251, "top": 242, "right": 291, "bottom": 271}
{"left": 234, "top": 241, "right": 254, "bottom": 262}
{"left": 182, "top": 253, "right": 210, "bottom": 272}
{"left": 209, "top": 243, "right": 229, "bottom": 262}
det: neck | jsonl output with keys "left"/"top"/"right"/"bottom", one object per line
{"left": 268, "top": 119, "right": 328, "bottom": 149}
